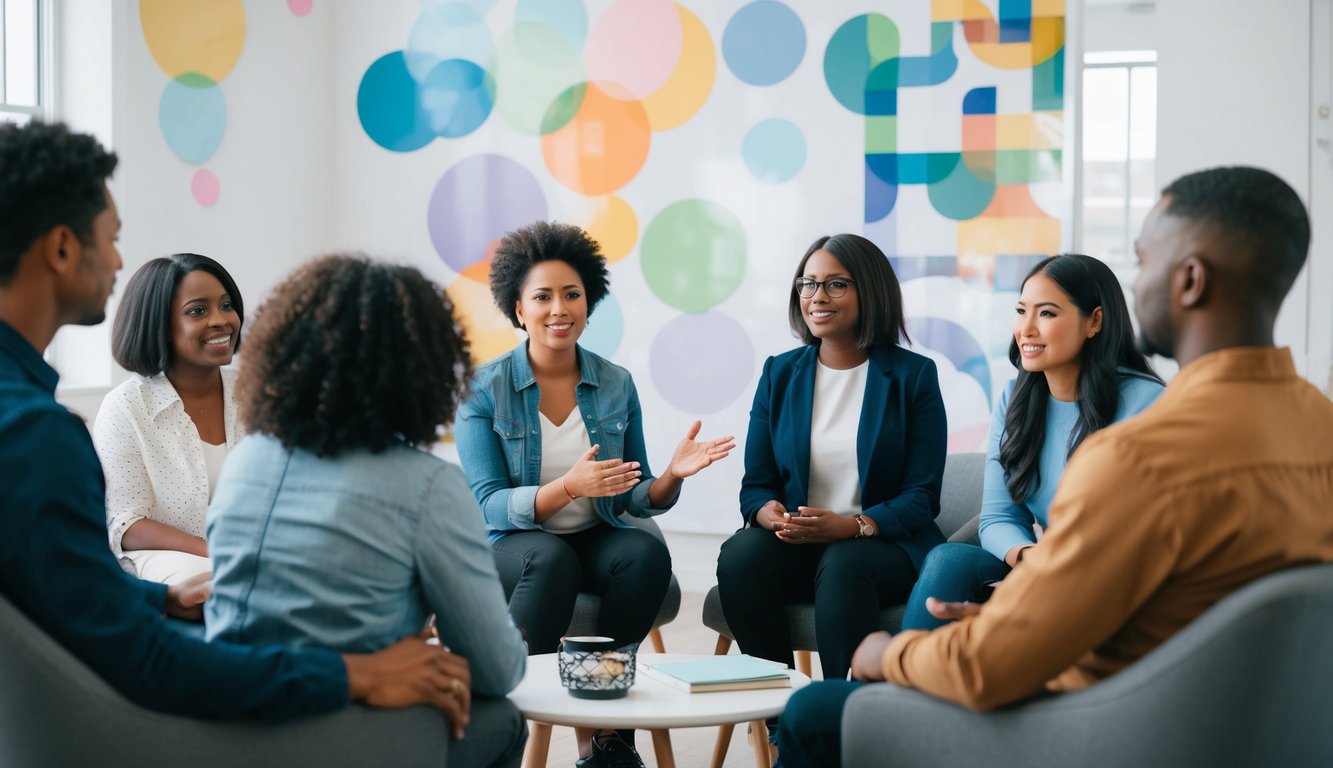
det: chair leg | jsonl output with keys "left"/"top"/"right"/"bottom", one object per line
{"left": 710, "top": 723, "right": 735, "bottom": 768}
{"left": 649, "top": 627, "right": 666, "bottom": 654}
{"left": 714, "top": 634, "right": 733, "bottom": 656}
{"left": 795, "top": 651, "right": 812, "bottom": 679}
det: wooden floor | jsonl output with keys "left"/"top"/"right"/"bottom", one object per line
{"left": 522, "top": 591, "right": 824, "bottom": 768}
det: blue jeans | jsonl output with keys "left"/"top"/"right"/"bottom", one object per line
{"left": 900, "top": 542, "right": 1010, "bottom": 630}
{"left": 775, "top": 680, "right": 865, "bottom": 768}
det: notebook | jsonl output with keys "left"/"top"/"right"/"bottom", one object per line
{"left": 639, "top": 655, "right": 791, "bottom": 693}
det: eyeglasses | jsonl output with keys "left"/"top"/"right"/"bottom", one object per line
{"left": 793, "top": 277, "right": 856, "bottom": 299}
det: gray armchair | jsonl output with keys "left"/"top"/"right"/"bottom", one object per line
{"left": 842, "top": 562, "right": 1333, "bottom": 768}
{"left": 566, "top": 513, "right": 681, "bottom": 653}
{"left": 0, "top": 590, "right": 523, "bottom": 768}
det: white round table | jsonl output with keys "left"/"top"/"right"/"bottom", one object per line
{"left": 508, "top": 652, "right": 810, "bottom": 768}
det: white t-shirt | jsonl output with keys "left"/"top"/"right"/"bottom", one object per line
{"left": 806, "top": 358, "right": 868, "bottom": 516}
{"left": 538, "top": 405, "right": 599, "bottom": 534}
{"left": 201, "top": 439, "right": 229, "bottom": 501}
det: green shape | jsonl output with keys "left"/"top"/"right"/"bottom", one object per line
{"left": 540, "top": 82, "right": 587, "bottom": 135}
{"left": 995, "top": 149, "right": 1062, "bottom": 184}
{"left": 1032, "top": 47, "right": 1064, "bottom": 111}
{"left": 641, "top": 199, "right": 747, "bottom": 314}
{"left": 928, "top": 154, "right": 995, "bottom": 220}
{"left": 865, "top": 116, "right": 897, "bottom": 154}
{"left": 492, "top": 23, "right": 585, "bottom": 135}
{"left": 175, "top": 71, "right": 218, "bottom": 90}
{"left": 823, "top": 14, "right": 899, "bottom": 114}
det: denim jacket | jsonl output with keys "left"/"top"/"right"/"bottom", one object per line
{"left": 456, "top": 343, "right": 677, "bottom": 542}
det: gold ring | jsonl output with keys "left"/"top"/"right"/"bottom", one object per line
{"left": 450, "top": 678, "right": 466, "bottom": 697}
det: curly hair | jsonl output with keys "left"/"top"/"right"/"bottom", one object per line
{"left": 488, "top": 221, "right": 610, "bottom": 327}
{"left": 235, "top": 254, "right": 471, "bottom": 457}
{"left": 0, "top": 121, "right": 118, "bottom": 284}
{"left": 111, "top": 253, "right": 245, "bottom": 376}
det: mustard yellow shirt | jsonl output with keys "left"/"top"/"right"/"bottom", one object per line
{"left": 882, "top": 347, "right": 1333, "bottom": 710}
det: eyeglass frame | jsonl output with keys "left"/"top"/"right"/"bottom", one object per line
{"left": 792, "top": 277, "right": 857, "bottom": 299}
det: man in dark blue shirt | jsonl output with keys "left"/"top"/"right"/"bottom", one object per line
{"left": 0, "top": 121, "right": 471, "bottom": 726}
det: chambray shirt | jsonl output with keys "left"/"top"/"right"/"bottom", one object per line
{"left": 205, "top": 434, "right": 526, "bottom": 697}
{"left": 0, "top": 319, "right": 345, "bottom": 721}
{"left": 455, "top": 343, "right": 678, "bottom": 542}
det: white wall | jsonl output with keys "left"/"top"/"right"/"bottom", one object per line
{"left": 1156, "top": 0, "right": 1330, "bottom": 384}
{"left": 1083, "top": 1, "right": 1157, "bottom": 52}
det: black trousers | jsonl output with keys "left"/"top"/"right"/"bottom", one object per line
{"left": 716, "top": 525, "right": 917, "bottom": 680}
{"left": 491, "top": 524, "right": 672, "bottom": 655}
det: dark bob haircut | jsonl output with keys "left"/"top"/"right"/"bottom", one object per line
{"left": 488, "top": 221, "right": 610, "bottom": 328}
{"left": 1000, "top": 253, "right": 1161, "bottom": 503}
{"left": 788, "top": 233, "right": 910, "bottom": 348}
{"left": 111, "top": 253, "right": 245, "bottom": 376}
{"left": 236, "top": 254, "right": 471, "bottom": 458}
{"left": 0, "top": 121, "right": 117, "bottom": 284}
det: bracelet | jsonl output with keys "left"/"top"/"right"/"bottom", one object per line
{"left": 560, "top": 475, "right": 579, "bottom": 501}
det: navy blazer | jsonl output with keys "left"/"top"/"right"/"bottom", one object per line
{"left": 739, "top": 343, "right": 948, "bottom": 570}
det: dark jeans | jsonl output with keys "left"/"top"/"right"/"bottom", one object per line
{"left": 900, "top": 542, "right": 1011, "bottom": 630}
{"left": 716, "top": 526, "right": 917, "bottom": 680}
{"left": 775, "top": 679, "right": 864, "bottom": 768}
{"left": 491, "top": 524, "right": 672, "bottom": 654}
{"left": 448, "top": 696, "right": 529, "bottom": 768}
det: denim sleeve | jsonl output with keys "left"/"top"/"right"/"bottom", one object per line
{"left": 978, "top": 383, "right": 1037, "bottom": 561}
{"left": 416, "top": 463, "right": 526, "bottom": 696}
{"left": 738, "top": 356, "right": 780, "bottom": 525}
{"left": 862, "top": 358, "right": 947, "bottom": 539}
{"left": 0, "top": 409, "right": 347, "bottom": 722}
{"left": 455, "top": 383, "right": 540, "bottom": 532}
{"left": 619, "top": 378, "right": 676, "bottom": 517}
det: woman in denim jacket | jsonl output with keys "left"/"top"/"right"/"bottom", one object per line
{"left": 455, "top": 221, "right": 733, "bottom": 767}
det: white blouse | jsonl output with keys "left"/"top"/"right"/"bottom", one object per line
{"left": 806, "top": 358, "right": 868, "bottom": 516}
{"left": 537, "top": 405, "right": 598, "bottom": 534}
{"left": 93, "top": 368, "right": 241, "bottom": 571}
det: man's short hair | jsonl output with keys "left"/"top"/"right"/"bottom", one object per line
{"left": 0, "top": 121, "right": 118, "bottom": 284}
{"left": 1162, "top": 166, "right": 1310, "bottom": 304}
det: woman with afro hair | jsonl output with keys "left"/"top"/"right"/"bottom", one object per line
{"left": 455, "top": 221, "right": 734, "bottom": 767}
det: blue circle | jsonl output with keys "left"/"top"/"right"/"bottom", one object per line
{"left": 420, "top": 59, "right": 495, "bottom": 138}
{"left": 722, "top": 1, "right": 805, "bottom": 86}
{"left": 159, "top": 74, "right": 226, "bottom": 164}
{"left": 581, "top": 292, "right": 623, "bottom": 359}
{"left": 515, "top": 0, "right": 587, "bottom": 48}
{"left": 406, "top": 3, "right": 493, "bottom": 82}
{"left": 357, "top": 51, "right": 435, "bottom": 153}
{"left": 742, "top": 118, "right": 806, "bottom": 183}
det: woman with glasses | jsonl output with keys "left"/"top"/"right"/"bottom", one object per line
{"left": 455, "top": 221, "right": 734, "bottom": 768}
{"left": 716, "top": 233, "right": 948, "bottom": 688}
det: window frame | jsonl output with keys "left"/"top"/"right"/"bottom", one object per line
{"left": 0, "top": 0, "right": 53, "bottom": 124}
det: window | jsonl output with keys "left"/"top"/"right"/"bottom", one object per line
{"left": 1, "top": 0, "right": 46, "bottom": 125}
{"left": 1081, "top": 50, "right": 1156, "bottom": 264}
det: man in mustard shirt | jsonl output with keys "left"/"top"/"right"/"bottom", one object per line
{"left": 776, "top": 166, "right": 1333, "bottom": 767}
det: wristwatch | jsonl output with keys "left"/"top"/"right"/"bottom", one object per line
{"left": 853, "top": 514, "right": 874, "bottom": 538}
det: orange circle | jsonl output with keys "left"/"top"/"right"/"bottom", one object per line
{"left": 576, "top": 195, "right": 638, "bottom": 264}
{"left": 542, "top": 82, "right": 651, "bottom": 195}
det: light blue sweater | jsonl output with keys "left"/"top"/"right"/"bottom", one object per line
{"left": 978, "top": 374, "right": 1164, "bottom": 561}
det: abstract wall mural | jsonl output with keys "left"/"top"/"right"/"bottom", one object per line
{"left": 348, "top": 1, "right": 1067, "bottom": 481}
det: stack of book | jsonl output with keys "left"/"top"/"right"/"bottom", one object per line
{"left": 639, "top": 655, "right": 791, "bottom": 693}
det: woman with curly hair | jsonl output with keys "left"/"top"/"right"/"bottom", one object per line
{"left": 94, "top": 253, "right": 243, "bottom": 585}
{"left": 455, "top": 221, "right": 734, "bottom": 768}
{"left": 205, "top": 255, "right": 528, "bottom": 767}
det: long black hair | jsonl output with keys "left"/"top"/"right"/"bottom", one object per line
{"left": 999, "top": 254, "right": 1161, "bottom": 503}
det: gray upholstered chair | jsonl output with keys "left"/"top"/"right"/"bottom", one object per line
{"left": 0, "top": 592, "right": 464, "bottom": 768}
{"left": 703, "top": 452, "right": 985, "bottom": 767}
{"left": 566, "top": 513, "right": 681, "bottom": 653}
{"left": 841, "top": 561, "right": 1333, "bottom": 768}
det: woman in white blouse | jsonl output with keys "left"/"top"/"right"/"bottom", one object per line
{"left": 94, "top": 253, "right": 243, "bottom": 585}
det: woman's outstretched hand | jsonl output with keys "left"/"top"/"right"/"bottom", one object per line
{"left": 665, "top": 420, "right": 735, "bottom": 481}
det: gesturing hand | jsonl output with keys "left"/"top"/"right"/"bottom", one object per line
{"left": 164, "top": 571, "right": 211, "bottom": 622}
{"left": 851, "top": 631, "right": 893, "bottom": 681}
{"left": 665, "top": 420, "right": 735, "bottom": 481}
{"left": 344, "top": 634, "right": 473, "bottom": 739}
{"left": 561, "top": 444, "right": 641, "bottom": 498}
{"left": 775, "top": 507, "right": 858, "bottom": 544}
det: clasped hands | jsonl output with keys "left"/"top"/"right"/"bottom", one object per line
{"left": 755, "top": 501, "right": 870, "bottom": 544}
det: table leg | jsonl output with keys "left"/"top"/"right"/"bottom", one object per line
{"left": 749, "top": 719, "right": 771, "bottom": 768}
{"left": 650, "top": 729, "right": 676, "bottom": 768}
{"left": 710, "top": 723, "right": 735, "bottom": 768}
{"left": 525, "top": 721, "right": 552, "bottom": 768}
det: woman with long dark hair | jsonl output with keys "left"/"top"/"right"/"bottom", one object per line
{"left": 900, "top": 253, "right": 1163, "bottom": 630}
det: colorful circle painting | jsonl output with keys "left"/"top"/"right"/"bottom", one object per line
{"left": 576, "top": 195, "right": 638, "bottom": 264}
{"left": 742, "top": 118, "right": 806, "bottom": 183}
{"left": 541, "top": 82, "right": 651, "bottom": 196}
{"left": 357, "top": 51, "right": 436, "bottom": 152}
{"left": 428, "top": 154, "right": 548, "bottom": 274}
{"left": 491, "top": 23, "right": 585, "bottom": 136}
{"left": 405, "top": 2, "right": 493, "bottom": 83}
{"left": 640, "top": 3, "right": 716, "bottom": 132}
{"left": 581, "top": 292, "right": 624, "bottom": 359}
{"left": 649, "top": 312, "right": 754, "bottom": 414}
{"left": 585, "top": 0, "right": 682, "bottom": 99}
{"left": 722, "top": 1, "right": 805, "bottom": 86}
{"left": 420, "top": 59, "right": 495, "bottom": 138}
{"left": 640, "top": 199, "right": 747, "bottom": 314}
{"left": 159, "top": 73, "right": 227, "bottom": 164}
{"left": 141, "top": 0, "right": 246, "bottom": 82}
